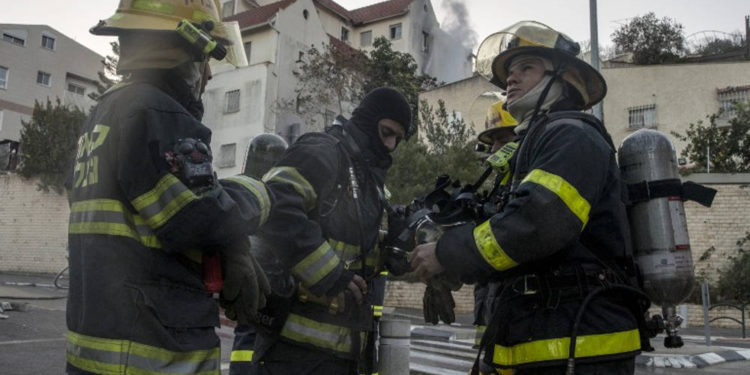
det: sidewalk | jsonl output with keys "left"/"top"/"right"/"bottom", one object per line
{"left": 389, "top": 307, "right": 750, "bottom": 369}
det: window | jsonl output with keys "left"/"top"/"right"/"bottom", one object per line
{"left": 389, "top": 23, "right": 402, "bottom": 40}
{"left": 627, "top": 104, "right": 657, "bottom": 129}
{"left": 67, "top": 83, "right": 85, "bottom": 95}
{"left": 222, "top": 0, "right": 235, "bottom": 18}
{"left": 37, "top": 71, "right": 51, "bottom": 86}
{"left": 244, "top": 41, "right": 252, "bottom": 64}
{"left": 360, "top": 30, "right": 372, "bottom": 47}
{"left": 218, "top": 143, "right": 237, "bottom": 168}
{"left": 717, "top": 85, "right": 750, "bottom": 119}
{"left": 225, "top": 89, "right": 240, "bottom": 113}
{"left": 422, "top": 31, "right": 430, "bottom": 52}
{"left": 41, "top": 35, "right": 55, "bottom": 50}
{"left": 0, "top": 66, "right": 7, "bottom": 89}
{"left": 2, "top": 33, "right": 25, "bottom": 46}
{"left": 341, "top": 27, "right": 349, "bottom": 42}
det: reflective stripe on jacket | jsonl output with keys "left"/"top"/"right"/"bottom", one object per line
{"left": 66, "top": 80, "right": 271, "bottom": 375}
{"left": 435, "top": 111, "right": 639, "bottom": 369}
{"left": 259, "top": 132, "right": 385, "bottom": 359}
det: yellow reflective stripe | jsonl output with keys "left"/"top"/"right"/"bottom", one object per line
{"left": 230, "top": 350, "right": 254, "bottom": 362}
{"left": 372, "top": 305, "right": 383, "bottom": 317}
{"left": 473, "top": 220, "right": 517, "bottom": 271}
{"left": 281, "top": 313, "right": 352, "bottom": 354}
{"left": 380, "top": 270, "right": 389, "bottom": 276}
{"left": 492, "top": 329, "right": 641, "bottom": 366}
{"left": 131, "top": 174, "right": 197, "bottom": 229}
{"left": 292, "top": 242, "right": 340, "bottom": 287}
{"left": 69, "top": 199, "right": 162, "bottom": 249}
{"left": 67, "top": 330, "right": 220, "bottom": 375}
{"left": 476, "top": 325, "right": 486, "bottom": 345}
{"left": 328, "top": 239, "right": 360, "bottom": 261}
{"left": 521, "top": 169, "right": 590, "bottom": 228}
{"left": 224, "top": 175, "right": 272, "bottom": 225}
{"left": 263, "top": 166, "right": 317, "bottom": 212}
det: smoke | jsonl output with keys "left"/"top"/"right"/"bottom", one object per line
{"left": 440, "top": 0, "right": 479, "bottom": 52}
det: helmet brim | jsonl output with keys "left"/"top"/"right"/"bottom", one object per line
{"left": 490, "top": 46, "right": 607, "bottom": 110}
{"left": 477, "top": 126, "right": 515, "bottom": 145}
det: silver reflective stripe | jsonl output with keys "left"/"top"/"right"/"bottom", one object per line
{"left": 224, "top": 175, "right": 272, "bottom": 225}
{"left": 293, "top": 242, "right": 340, "bottom": 287}
{"left": 67, "top": 331, "right": 220, "bottom": 375}
{"left": 131, "top": 174, "right": 196, "bottom": 229}
{"left": 280, "top": 314, "right": 352, "bottom": 353}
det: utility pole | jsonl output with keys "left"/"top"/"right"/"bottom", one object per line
{"left": 590, "top": 0, "right": 603, "bottom": 121}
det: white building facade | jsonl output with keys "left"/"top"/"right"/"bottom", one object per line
{"left": 205, "top": 0, "right": 472, "bottom": 177}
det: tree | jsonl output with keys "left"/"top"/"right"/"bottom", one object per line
{"left": 387, "top": 100, "right": 483, "bottom": 205}
{"left": 716, "top": 232, "right": 750, "bottom": 304}
{"left": 365, "top": 37, "right": 438, "bottom": 133}
{"left": 611, "top": 12, "right": 685, "bottom": 64}
{"left": 18, "top": 99, "right": 86, "bottom": 193}
{"left": 671, "top": 101, "right": 750, "bottom": 173}
{"left": 695, "top": 37, "right": 744, "bottom": 56}
{"left": 89, "top": 41, "right": 121, "bottom": 101}
{"left": 281, "top": 42, "right": 369, "bottom": 131}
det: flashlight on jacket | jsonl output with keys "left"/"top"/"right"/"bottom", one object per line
{"left": 202, "top": 252, "right": 223, "bottom": 294}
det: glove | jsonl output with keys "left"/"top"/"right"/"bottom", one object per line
{"left": 219, "top": 237, "right": 271, "bottom": 325}
{"left": 422, "top": 279, "right": 456, "bottom": 325}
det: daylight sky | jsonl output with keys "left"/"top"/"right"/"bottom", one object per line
{"left": 3, "top": 0, "right": 748, "bottom": 58}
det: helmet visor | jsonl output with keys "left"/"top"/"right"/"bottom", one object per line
{"left": 212, "top": 20, "right": 247, "bottom": 67}
{"left": 476, "top": 21, "right": 577, "bottom": 83}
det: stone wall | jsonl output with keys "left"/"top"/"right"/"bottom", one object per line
{"left": 0, "top": 174, "right": 69, "bottom": 273}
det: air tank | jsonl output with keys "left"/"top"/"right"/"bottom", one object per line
{"left": 618, "top": 129, "right": 694, "bottom": 348}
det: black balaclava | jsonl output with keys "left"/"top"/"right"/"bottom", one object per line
{"left": 343, "top": 87, "right": 411, "bottom": 184}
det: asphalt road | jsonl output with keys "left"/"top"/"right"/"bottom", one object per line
{"left": 2, "top": 273, "right": 749, "bottom": 375}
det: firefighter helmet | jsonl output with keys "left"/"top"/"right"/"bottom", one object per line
{"left": 243, "top": 134, "right": 289, "bottom": 179}
{"left": 477, "top": 99, "right": 517, "bottom": 145}
{"left": 475, "top": 20, "right": 606, "bottom": 109}
{"left": 90, "top": 0, "right": 247, "bottom": 67}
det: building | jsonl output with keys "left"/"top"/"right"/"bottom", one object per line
{"left": 420, "top": 59, "right": 750, "bottom": 159}
{"left": 205, "top": 0, "right": 472, "bottom": 177}
{"left": 0, "top": 24, "right": 102, "bottom": 146}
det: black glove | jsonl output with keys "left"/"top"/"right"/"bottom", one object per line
{"left": 422, "top": 280, "right": 456, "bottom": 325}
{"left": 219, "top": 237, "right": 271, "bottom": 325}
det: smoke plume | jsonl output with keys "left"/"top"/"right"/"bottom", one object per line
{"left": 440, "top": 0, "right": 479, "bottom": 52}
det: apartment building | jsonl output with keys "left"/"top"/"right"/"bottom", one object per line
{"left": 0, "top": 24, "right": 102, "bottom": 144}
{"left": 205, "top": 0, "right": 472, "bottom": 177}
{"left": 420, "top": 59, "right": 750, "bottom": 159}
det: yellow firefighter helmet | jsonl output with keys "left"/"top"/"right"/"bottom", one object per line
{"left": 90, "top": 0, "right": 247, "bottom": 67}
{"left": 477, "top": 99, "right": 517, "bottom": 145}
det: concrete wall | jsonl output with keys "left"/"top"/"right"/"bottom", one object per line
{"left": 601, "top": 61, "right": 750, "bottom": 155}
{"left": 0, "top": 174, "right": 68, "bottom": 274}
{"left": 419, "top": 75, "right": 504, "bottom": 136}
{"left": 2, "top": 170, "right": 748, "bottom": 329}
{"left": 0, "top": 24, "right": 101, "bottom": 141}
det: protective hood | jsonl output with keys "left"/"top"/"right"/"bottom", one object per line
{"left": 344, "top": 88, "right": 412, "bottom": 176}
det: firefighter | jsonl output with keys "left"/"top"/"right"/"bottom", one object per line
{"left": 412, "top": 21, "right": 642, "bottom": 375}
{"left": 253, "top": 87, "right": 412, "bottom": 374}
{"left": 230, "top": 133, "right": 289, "bottom": 375}
{"left": 66, "top": 1, "right": 272, "bottom": 374}
{"left": 473, "top": 98, "right": 517, "bottom": 348}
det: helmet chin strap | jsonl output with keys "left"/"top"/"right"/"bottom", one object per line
{"left": 530, "top": 62, "right": 567, "bottom": 122}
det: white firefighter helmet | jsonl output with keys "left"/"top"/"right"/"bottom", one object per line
{"left": 475, "top": 20, "right": 606, "bottom": 109}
